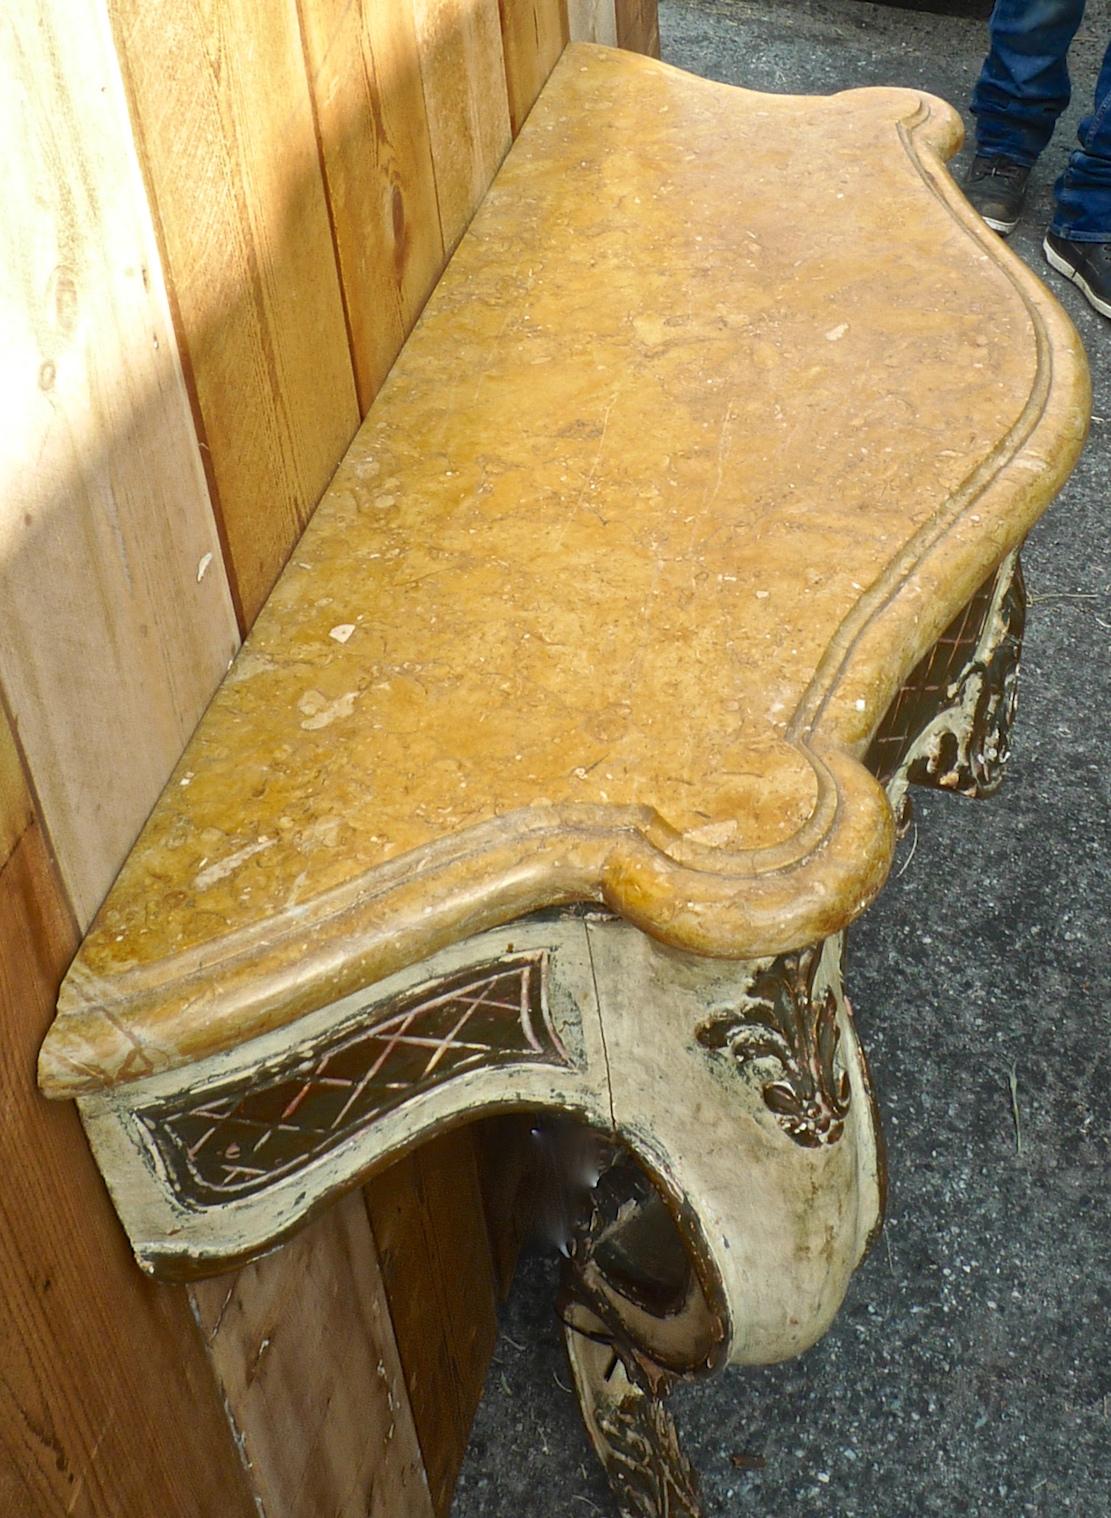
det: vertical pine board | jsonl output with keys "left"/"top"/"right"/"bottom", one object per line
{"left": 191, "top": 1191, "right": 435, "bottom": 1518}
{"left": 297, "top": 0, "right": 445, "bottom": 415}
{"left": 0, "top": 0, "right": 241, "bottom": 928}
{"left": 411, "top": 0, "right": 513, "bottom": 253}
{"left": 109, "top": 0, "right": 361, "bottom": 627}
{"left": 567, "top": 0, "right": 618, "bottom": 45}
{"left": 0, "top": 710, "right": 33, "bottom": 873}
{"left": 0, "top": 754, "right": 254, "bottom": 1518}
{"left": 474, "top": 1113, "right": 540, "bottom": 1298}
{"left": 498, "top": 0, "right": 570, "bottom": 136}
{"left": 365, "top": 1130, "right": 499, "bottom": 1517}
{"left": 615, "top": 0, "right": 660, "bottom": 57}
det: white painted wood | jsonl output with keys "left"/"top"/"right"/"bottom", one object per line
{"left": 584, "top": 919, "right": 883, "bottom": 1367}
{"left": 80, "top": 916, "right": 610, "bottom": 1274}
{"left": 0, "top": 0, "right": 240, "bottom": 927}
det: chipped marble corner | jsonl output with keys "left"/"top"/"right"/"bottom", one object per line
{"left": 866, "top": 547, "right": 1026, "bottom": 831}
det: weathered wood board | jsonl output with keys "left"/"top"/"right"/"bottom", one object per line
{"left": 365, "top": 1130, "right": 499, "bottom": 1517}
{"left": 0, "top": 739, "right": 253, "bottom": 1517}
{"left": 191, "top": 1190, "right": 435, "bottom": 1518}
{"left": 0, "top": 0, "right": 240, "bottom": 928}
{"left": 109, "top": 0, "right": 361, "bottom": 627}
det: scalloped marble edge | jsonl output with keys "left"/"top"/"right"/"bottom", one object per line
{"left": 40, "top": 50, "right": 1090, "bottom": 1098}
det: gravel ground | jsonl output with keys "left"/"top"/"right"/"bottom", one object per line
{"left": 452, "top": 6, "right": 1111, "bottom": 1514}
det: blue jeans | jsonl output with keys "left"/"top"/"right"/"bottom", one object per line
{"left": 971, "top": 0, "right": 1111, "bottom": 239}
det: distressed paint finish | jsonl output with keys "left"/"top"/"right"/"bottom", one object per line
{"left": 868, "top": 549, "right": 1027, "bottom": 826}
{"left": 41, "top": 48, "right": 1088, "bottom": 1098}
{"left": 32, "top": 37, "right": 1088, "bottom": 1518}
{"left": 135, "top": 954, "right": 566, "bottom": 1207}
{"left": 77, "top": 917, "right": 610, "bottom": 1276}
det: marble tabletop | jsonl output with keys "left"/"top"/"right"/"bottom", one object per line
{"left": 40, "top": 44, "right": 1088, "bottom": 1098}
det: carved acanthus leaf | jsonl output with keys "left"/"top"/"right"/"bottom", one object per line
{"left": 697, "top": 946, "right": 850, "bottom": 1148}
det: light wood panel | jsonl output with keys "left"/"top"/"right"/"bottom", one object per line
{"left": 365, "top": 1130, "right": 499, "bottom": 1517}
{"left": 568, "top": 0, "right": 618, "bottom": 45}
{"left": 298, "top": 0, "right": 445, "bottom": 414}
{"left": 498, "top": 0, "right": 570, "bottom": 135}
{"left": 191, "top": 1189, "right": 435, "bottom": 1518}
{"left": 0, "top": 744, "right": 254, "bottom": 1518}
{"left": 109, "top": 0, "right": 360, "bottom": 627}
{"left": 0, "top": 0, "right": 240, "bottom": 927}
{"left": 412, "top": 0, "right": 514, "bottom": 253}
{"left": 615, "top": 0, "right": 660, "bottom": 57}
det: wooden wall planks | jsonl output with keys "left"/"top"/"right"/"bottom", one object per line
{"left": 615, "top": 0, "right": 661, "bottom": 57}
{"left": 0, "top": 719, "right": 255, "bottom": 1518}
{"left": 0, "top": 708, "right": 33, "bottom": 875}
{"left": 0, "top": 0, "right": 240, "bottom": 928}
{"left": 568, "top": 0, "right": 618, "bottom": 46}
{"left": 298, "top": 0, "right": 446, "bottom": 414}
{"left": 365, "top": 1130, "right": 499, "bottom": 1518}
{"left": 191, "top": 1190, "right": 435, "bottom": 1518}
{"left": 109, "top": 0, "right": 361, "bottom": 628}
{"left": 411, "top": 0, "right": 514, "bottom": 254}
{"left": 498, "top": 0, "right": 570, "bottom": 135}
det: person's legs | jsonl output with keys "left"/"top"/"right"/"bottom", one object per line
{"left": 1043, "top": 36, "right": 1111, "bottom": 317}
{"left": 1052, "top": 35, "right": 1111, "bottom": 236}
{"left": 972, "top": 0, "right": 1087, "bottom": 164}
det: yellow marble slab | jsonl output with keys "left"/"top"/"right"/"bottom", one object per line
{"left": 40, "top": 44, "right": 1088, "bottom": 1097}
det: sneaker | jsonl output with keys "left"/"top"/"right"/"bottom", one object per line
{"left": 962, "top": 155, "right": 1031, "bottom": 235}
{"left": 1043, "top": 231, "right": 1111, "bottom": 318}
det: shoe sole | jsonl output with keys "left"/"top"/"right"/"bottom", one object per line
{"left": 1043, "top": 236, "right": 1111, "bottom": 318}
{"left": 982, "top": 213, "right": 1018, "bottom": 236}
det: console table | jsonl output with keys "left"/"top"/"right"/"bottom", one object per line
{"left": 38, "top": 44, "right": 1088, "bottom": 1517}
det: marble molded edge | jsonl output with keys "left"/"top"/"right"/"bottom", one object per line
{"left": 39, "top": 53, "right": 1090, "bottom": 1098}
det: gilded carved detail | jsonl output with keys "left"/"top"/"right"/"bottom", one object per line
{"left": 134, "top": 954, "right": 564, "bottom": 1207}
{"left": 590, "top": 1368, "right": 703, "bottom": 1518}
{"left": 866, "top": 551, "right": 1026, "bottom": 824}
{"left": 696, "top": 946, "right": 851, "bottom": 1148}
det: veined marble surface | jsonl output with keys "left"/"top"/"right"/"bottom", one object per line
{"left": 41, "top": 43, "right": 1088, "bottom": 1097}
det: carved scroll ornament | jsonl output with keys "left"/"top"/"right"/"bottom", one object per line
{"left": 696, "top": 946, "right": 850, "bottom": 1148}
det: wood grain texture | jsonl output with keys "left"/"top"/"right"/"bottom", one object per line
{"left": 567, "top": 0, "right": 617, "bottom": 45}
{"left": 191, "top": 1189, "right": 435, "bottom": 1518}
{"left": 109, "top": 0, "right": 360, "bottom": 627}
{"left": 498, "top": 0, "right": 570, "bottom": 135}
{"left": 0, "top": 704, "right": 32, "bottom": 874}
{"left": 475, "top": 1114, "right": 540, "bottom": 1298}
{"left": 412, "top": 0, "right": 513, "bottom": 253}
{"left": 0, "top": 0, "right": 240, "bottom": 927}
{"left": 298, "top": 0, "right": 445, "bottom": 414}
{"left": 615, "top": 0, "right": 660, "bottom": 56}
{"left": 365, "top": 1130, "right": 499, "bottom": 1517}
{"left": 0, "top": 803, "right": 254, "bottom": 1518}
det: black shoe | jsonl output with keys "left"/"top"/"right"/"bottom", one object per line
{"left": 1043, "top": 231, "right": 1111, "bottom": 318}
{"left": 962, "top": 154, "right": 1031, "bottom": 236}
